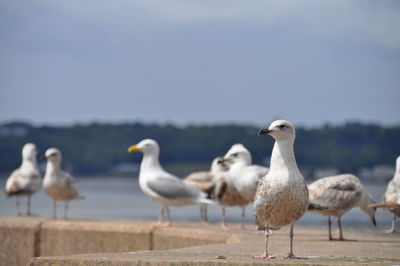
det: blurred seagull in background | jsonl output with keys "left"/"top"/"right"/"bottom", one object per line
{"left": 213, "top": 157, "right": 249, "bottom": 230}
{"left": 220, "top": 143, "right": 268, "bottom": 229}
{"left": 254, "top": 120, "right": 309, "bottom": 259}
{"left": 183, "top": 158, "right": 218, "bottom": 224}
{"left": 4, "top": 143, "right": 41, "bottom": 216}
{"left": 128, "top": 139, "right": 213, "bottom": 227}
{"left": 308, "top": 174, "right": 376, "bottom": 240}
{"left": 369, "top": 155, "right": 400, "bottom": 233}
{"left": 43, "top": 148, "right": 84, "bottom": 219}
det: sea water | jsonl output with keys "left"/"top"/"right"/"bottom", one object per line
{"left": 0, "top": 176, "right": 393, "bottom": 230}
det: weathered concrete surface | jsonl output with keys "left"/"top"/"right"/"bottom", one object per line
{"left": 153, "top": 226, "right": 237, "bottom": 250}
{"left": 40, "top": 219, "right": 154, "bottom": 256}
{"left": 0, "top": 216, "right": 45, "bottom": 266}
{"left": 29, "top": 222, "right": 400, "bottom": 266}
{"left": 0, "top": 217, "right": 233, "bottom": 266}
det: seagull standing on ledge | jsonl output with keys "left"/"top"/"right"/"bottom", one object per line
{"left": 220, "top": 144, "right": 269, "bottom": 229}
{"left": 254, "top": 120, "right": 308, "bottom": 259}
{"left": 128, "top": 139, "right": 213, "bottom": 226}
{"left": 43, "top": 148, "right": 84, "bottom": 219}
{"left": 5, "top": 143, "right": 41, "bottom": 216}
{"left": 308, "top": 174, "right": 376, "bottom": 240}
{"left": 369, "top": 155, "right": 400, "bottom": 233}
{"left": 183, "top": 158, "right": 217, "bottom": 224}
{"left": 213, "top": 157, "right": 249, "bottom": 230}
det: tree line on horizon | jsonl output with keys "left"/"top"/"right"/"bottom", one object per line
{"left": 0, "top": 121, "right": 399, "bottom": 179}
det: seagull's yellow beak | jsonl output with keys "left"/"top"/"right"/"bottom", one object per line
{"left": 128, "top": 145, "right": 139, "bottom": 153}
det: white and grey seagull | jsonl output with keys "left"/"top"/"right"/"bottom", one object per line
{"left": 254, "top": 120, "right": 309, "bottom": 259}
{"left": 128, "top": 139, "right": 213, "bottom": 226}
{"left": 4, "top": 143, "right": 42, "bottom": 216}
{"left": 220, "top": 143, "right": 269, "bottom": 229}
{"left": 212, "top": 157, "right": 249, "bottom": 230}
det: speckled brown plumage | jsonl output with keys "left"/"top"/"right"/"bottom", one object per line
{"left": 254, "top": 179, "right": 308, "bottom": 230}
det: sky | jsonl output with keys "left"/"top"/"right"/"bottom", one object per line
{"left": 0, "top": 0, "right": 399, "bottom": 127}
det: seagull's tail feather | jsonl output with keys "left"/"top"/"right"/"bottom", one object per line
{"left": 308, "top": 202, "right": 328, "bottom": 211}
{"left": 369, "top": 202, "right": 400, "bottom": 209}
{"left": 205, "top": 185, "right": 215, "bottom": 200}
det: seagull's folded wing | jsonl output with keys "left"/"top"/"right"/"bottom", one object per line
{"left": 147, "top": 175, "right": 201, "bottom": 199}
{"left": 308, "top": 179, "right": 362, "bottom": 210}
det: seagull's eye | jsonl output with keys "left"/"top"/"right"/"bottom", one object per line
{"left": 232, "top": 153, "right": 239, "bottom": 157}
{"left": 278, "top": 125, "right": 286, "bottom": 129}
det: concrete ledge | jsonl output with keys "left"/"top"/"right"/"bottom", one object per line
{"left": 1, "top": 217, "right": 400, "bottom": 266}
{"left": 40, "top": 220, "right": 154, "bottom": 256}
{"left": 153, "top": 227, "right": 236, "bottom": 250}
{"left": 0, "top": 217, "right": 45, "bottom": 266}
{"left": 28, "top": 224, "right": 400, "bottom": 266}
{"left": 0, "top": 217, "right": 235, "bottom": 266}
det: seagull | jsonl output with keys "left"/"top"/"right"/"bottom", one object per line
{"left": 220, "top": 143, "right": 269, "bottom": 229}
{"left": 183, "top": 160, "right": 216, "bottom": 224}
{"left": 369, "top": 155, "right": 400, "bottom": 233}
{"left": 212, "top": 157, "right": 250, "bottom": 230}
{"left": 128, "top": 139, "right": 213, "bottom": 226}
{"left": 4, "top": 143, "right": 41, "bottom": 216}
{"left": 254, "top": 120, "right": 309, "bottom": 259}
{"left": 43, "top": 148, "right": 84, "bottom": 219}
{"left": 308, "top": 174, "right": 376, "bottom": 240}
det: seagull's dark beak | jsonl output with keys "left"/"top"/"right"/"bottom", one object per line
{"left": 371, "top": 215, "right": 377, "bottom": 226}
{"left": 217, "top": 158, "right": 232, "bottom": 164}
{"left": 258, "top": 128, "right": 271, "bottom": 136}
{"left": 38, "top": 154, "right": 46, "bottom": 161}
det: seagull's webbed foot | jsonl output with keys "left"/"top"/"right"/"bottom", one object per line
{"left": 384, "top": 229, "right": 397, "bottom": 234}
{"left": 221, "top": 222, "right": 229, "bottom": 231}
{"left": 330, "top": 237, "right": 355, "bottom": 241}
{"left": 154, "top": 220, "right": 163, "bottom": 227}
{"left": 200, "top": 220, "right": 209, "bottom": 226}
{"left": 284, "top": 253, "right": 302, "bottom": 259}
{"left": 254, "top": 253, "right": 276, "bottom": 259}
{"left": 163, "top": 221, "right": 172, "bottom": 227}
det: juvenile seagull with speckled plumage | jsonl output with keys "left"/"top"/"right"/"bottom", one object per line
{"left": 43, "top": 148, "right": 84, "bottom": 219}
{"left": 308, "top": 174, "right": 376, "bottom": 240}
{"left": 369, "top": 155, "right": 400, "bottom": 233}
{"left": 253, "top": 120, "right": 309, "bottom": 259}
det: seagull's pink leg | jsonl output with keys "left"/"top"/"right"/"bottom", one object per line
{"left": 284, "top": 224, "right": 301, "bottom": 259}
{"left": 220, "top": 207, "right": 229, "bottom": 230}
{"left": 254, "top": 228, "right": 276, "bottom": 259}
{"left": 239, "top": 206, "right": 246, "bottom": 230}
{"left": 385, "top": 214, "right": 397, "bottom": 234}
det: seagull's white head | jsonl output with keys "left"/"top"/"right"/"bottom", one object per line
{"left": 22, "top": 143, "right": 38, "bottom": 161}
{"left": 258, "top": 119, "right": 296, "bottom": 141}
{"left": 211, "top": 156, "right": 229, "bottom": 172}
{"left": 128, "top": 139, "right": 160, "bottom": 156}
{"left": 223, "top": 143, "right": 252, "bottom": 165}
{"left": 396, "top": 156, "right": 400, "bottom": 173}
{"left": 45, "top": 147, "right": 62, "bottom": 164}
